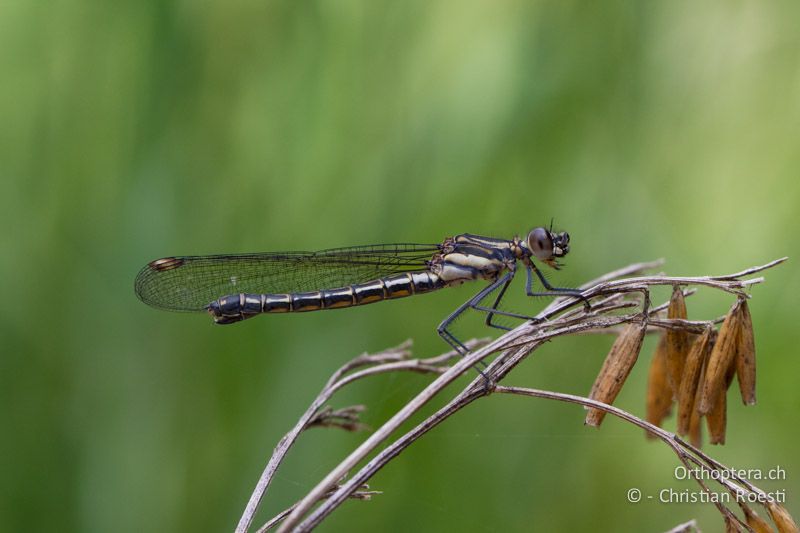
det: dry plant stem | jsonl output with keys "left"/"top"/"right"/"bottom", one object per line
{"left": 674, "top": 435, "right": 782, "bottom": 506}
{"left": 577, "top": 289, "right": 702, "bottom": 336}
{"left": 663, "top": 520, "right": 699, "bottom": 533}
{"left": 494, "top": 387, "right": 751, "bottom": 530}
{"left": 235, "top": 342, "right": 406, "bottom": 533}
{"left": 298, "top": 371, "right": 761, "bottom": 531}
{"left": 291, "top": 344, "right": 538, "bottom": 532}
{"left": 308, "top": 406, "right": 368, "bottom": 432}
{"left": 275, "top": 335, "right": 534, "bottom": 532}
{"left": 235, "top": 339, "right": 486, "bottom": 533}
{"left": 253, "top": 258, "right": 785, "bottom": 532}
{"left": 255, "top": 489, "right": 380, "bottom": 533}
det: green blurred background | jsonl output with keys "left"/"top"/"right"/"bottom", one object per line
{"left": 2, "top": 1, "right": 799, "bottom": 531}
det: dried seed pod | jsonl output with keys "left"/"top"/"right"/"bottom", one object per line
{"left": 766, "top": 501, "right": 800, "bottom": 533}
{"left": 677, "top": 326, "right": 713, "bottom": 435}
{"left": 645, "top": 334, "right": 673, "bottom": 438}
{"left": 742, "top": 505, "right": 774, "bottom": 533}
{"left": 706, "top": 382, "right": 727, "bottom": 445}
{"left": 688, "top": 404, "right": 703, "bottom": 447}
{"left": 735, "top": 299, "right": 757, "bottom": 405}
{"left": 699, "top": 301, "right": 742, "bottom": 415}
{"left": 586, "top": 321, "right": 647, "bottom": 427}
{"left": 723, "top": 514, "right": 739, "bottom": 533}
{"left": 688, "top": 337, "right": 712, "bottom": 448}
{"left": 665, "top": 286, "right": 690, "bottom": 398}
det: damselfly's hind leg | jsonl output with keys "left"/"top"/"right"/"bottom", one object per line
{"left": 479, "top": 272, "right": 514, "bottom": 331}
{"left": 437, "top": 272, "right": 540, "bottom": 350}
{"left": 437, "top": 273, "right": 514, "bottom": 352}
{"left": 435, "top": 277, "right": 510, "bottom": 383}
{"left": 438, "top": 272, "right": 547, "bottom": 385}
{"left": 437, "top": 298, "right": 479, "bottom": 355}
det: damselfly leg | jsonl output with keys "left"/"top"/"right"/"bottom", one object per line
{"left": 437, "top": 274, "right": 516, "bottom": 354}
{"left": 437, "top": 266, "right": 587, "bottom": 355}
{"left": 525, "top": 265, "right": 590, "bottom": 311}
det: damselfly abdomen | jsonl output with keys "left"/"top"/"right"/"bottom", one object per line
{"left": 134, "top": 227, "right": 580, "bottom": 352}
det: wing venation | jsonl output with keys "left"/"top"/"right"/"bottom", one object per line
{"left": 134, "top": 244, "right": 440, "bottom": 311}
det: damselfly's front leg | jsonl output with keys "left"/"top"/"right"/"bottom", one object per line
{"left": 470, "top": 271, "right": 542, "bottom": 331}
{"left": 526, "top": 264, "right": 590, "bottom": 311}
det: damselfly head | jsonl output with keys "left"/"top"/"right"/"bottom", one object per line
{"left": 526, "top": 227, "right": 570, "bottom": 268}
{"left": 552, "top": 231, "right": 570, "bottom": 257}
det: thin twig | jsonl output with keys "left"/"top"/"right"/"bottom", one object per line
{"left": 255, "top": 487, "right": 381, "bottom": 533}
{"left": 662, "top": 519, "right": 699, "bottom": 533}
{"left": 275, "top": 338, "right": 521, "bottom": 531}
{"left": 235, "top": 339, "right": 487, "bottom": 533}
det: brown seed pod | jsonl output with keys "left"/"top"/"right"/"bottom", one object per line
{"left": 688, "top": 336, "right": 712, "bottom": 448}
{"left": 735, "top": 299, "right": 757, "bottom": 405}
{"left": 742, "top": 505, "right": 774, "bottom": 533}
{"left": 688, "top": 405, "right": 703, "bottom": 448}
{"left": 699, "top": 301, "right": 742, "bottom": 415}
{"left": 706, "top": 382, "right": 728, "bottom": 445}
{"left": 677, "top": 326, "right": 713, "bottom": 436}
{"left": 766, "top": 501, "right": 800, "bottom": 533}
{"left": 665, "top": 286, "right": 690, "bottom": 398}
{"left": 723, "top": 514, "right": 740, "bottom": 533}
{"left": 645, "top": 334, "right": 673, "bottom": 438}
{"left": 586, "top": 321, "right": 647, "bottom": 427}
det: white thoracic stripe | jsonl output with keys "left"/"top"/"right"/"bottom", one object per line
{"left": 443, "top": 252, "right": 499, "bottom": 270}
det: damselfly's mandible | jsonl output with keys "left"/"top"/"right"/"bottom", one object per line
{"left": 134, "top": 227, "right": 581, "bottom": 352}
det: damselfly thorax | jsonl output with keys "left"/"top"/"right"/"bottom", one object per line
{"left": 135, "top": 227, "right": 579, "bottom": 352}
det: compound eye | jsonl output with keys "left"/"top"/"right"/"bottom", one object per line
{"left": 527, "top": 227, "right": 553, "bottom": 260}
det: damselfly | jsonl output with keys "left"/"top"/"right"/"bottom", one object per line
{"left": 134, "top": 227, "right": 581, "bottom": 352}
